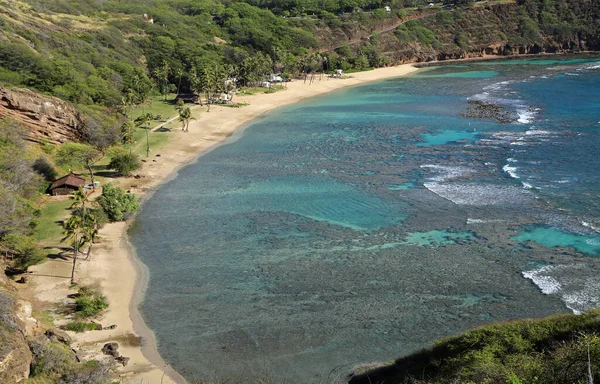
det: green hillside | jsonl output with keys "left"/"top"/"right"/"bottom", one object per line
{"left": 350, "top": 310, "right": 600, "bottom": 384}
{"left": 0, "top": 0, "right": 599, "bottom": 113}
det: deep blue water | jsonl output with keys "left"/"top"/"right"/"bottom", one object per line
{"left": 130, "top": 56, "right": 600, "bottom": 383}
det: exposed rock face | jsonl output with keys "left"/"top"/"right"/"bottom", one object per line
{"left": 0, "top": 291, "right": 33, "bottom": 384}
{"left": 0, "top": 86, "right": 84, "bottom": 144}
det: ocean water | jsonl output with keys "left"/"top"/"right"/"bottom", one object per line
{"left": 130, "top": 56, "right": 600, "bottom": 383}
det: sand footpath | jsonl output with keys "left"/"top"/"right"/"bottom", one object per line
{"left": 25, "top": 64, "right": 418, "bottom": 384}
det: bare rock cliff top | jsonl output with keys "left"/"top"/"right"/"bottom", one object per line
{"left": 0, "top": 86, "right": 84, "bottom": 144}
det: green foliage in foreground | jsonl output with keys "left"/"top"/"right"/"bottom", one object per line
{"left": 74, "top": 286, "right": 108, "bottom": 318}
{"left": 29, "top": 338, "right": 112, "bottom": 383}
{"left": 351, "top": 310, "right": 600, "bottom": 384}
{"left": 97, "top": 183, "right": 139, "bottom": 222}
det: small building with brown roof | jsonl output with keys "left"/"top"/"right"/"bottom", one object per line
{"left": 49, "top": 174, "right": 86, "bottom": 196}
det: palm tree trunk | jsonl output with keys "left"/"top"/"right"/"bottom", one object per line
{"left": 86, "top": 162, "right": 95, "bottom": 190}
{"left": 85, "top": 244, "right": 92, "bottom": 260}
{"left": 71, "top": 235, "right": 78, "bottom": 284}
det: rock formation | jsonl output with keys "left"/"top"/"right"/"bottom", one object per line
{"left": 0, "top": 86, "right": 84, "bottom": 144}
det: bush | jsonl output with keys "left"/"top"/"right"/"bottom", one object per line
{"left": 59, "top": 359, "right": 113, "bottom": 384}
{"left": 107, "top": 152, "right": 141, "bottom": 176}
{"left": 30, "top": 339, "right": 75, "bottom": 378}
{"left": 97, "top": 183, "right": 139, "bottom": 221}
{"left": 1, "top": 234, "right": 45, "bottom": 271}
{"left": 74, "top": 286, "right": 108, "bottom": 318}
{"left": 64, "top": 321, "right": 98, "bottom": 333}
{"left": 30, "top": 338, "right": 113, "bottom": 383}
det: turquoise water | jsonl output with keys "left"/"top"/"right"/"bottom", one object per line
{"left": 513, "top": 227, "right": 600, "bottom": 255}
{"left": 131, "top": 56, "right": 600, "bottom": 383}
{"left": 414, "top": 70, "right": 500, "bottom": 78}
{"left": 418, "top": 129, "right": 479, "bottom": 146}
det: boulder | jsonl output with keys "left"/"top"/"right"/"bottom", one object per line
{"left": 115, "top": 356, "right": 130, "bottom": 366}
{"left": 101, "top": 342, "right": 120, "bottom": 357}
{"left": 45, "top": 328, "right": 71, "bottom": 344}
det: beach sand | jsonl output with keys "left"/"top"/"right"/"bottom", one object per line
{"left": 24, "top": 64, "right": 418, "bottom": 384}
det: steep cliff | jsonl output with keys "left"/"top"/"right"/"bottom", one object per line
{"left": 0, "top": 86, "right": 84, "bottom": 144}
{"left": 0, "top": 278, "right": 36, "bottom": 384}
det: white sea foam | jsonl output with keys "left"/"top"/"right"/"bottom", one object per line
{"left": 562, "top": 279, "right": 600, "bottom": 315}
{"left": 522, "top": 266, "right": 561, "bottom": 294}
{"left": 517, "top": 109, "right": 535, "bottom": 124}
{"left": 525, "top": 128, "right": 552, "bottom": 136}
{"left": 502, "top": 164, "right": 519, "bottom": 179}
{"left": 582, "top": 221, "right": 600, "bottom": 233}
{"left": 586, "top": 238, "right": 600, "bottom": 246}
{"left": 523, "top": 264, "right": 600, "bottom": 314}
{"left": 521, "top": 182, "right": 533, "bottom": 189}
{"left": 424, "top": 182, "right": 530, "bottom": 206}
{"left": 420, "top": 164, "right": 474, "bottom": 182}
{"left": 467, "top": 218, "right": 504, "bottom": 224}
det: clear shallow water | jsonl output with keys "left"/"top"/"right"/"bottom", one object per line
{"left": 130, "top": 56, "right": 600, "bottom": 383}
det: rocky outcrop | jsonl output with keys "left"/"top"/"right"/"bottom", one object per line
{"left": 0, "top": 291, "right": 33, "bottom": 384}
{"left": 0, "top": 86, "right": 84, "bottom": 144}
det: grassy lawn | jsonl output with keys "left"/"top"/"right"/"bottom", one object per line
{"left": 130, "top": 94, "right": 179, "bottom": 122}
{"left": 132, "top": 128, "right": 170, "bottom": 157}
{"left": 36, "top": 199, "right": 72, "bottom": 244}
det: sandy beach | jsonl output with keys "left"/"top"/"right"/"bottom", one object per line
{"left": 24, "top": 64, "right": 418, "bottom": 384}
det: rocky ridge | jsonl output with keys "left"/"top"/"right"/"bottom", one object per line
{"left": 0, "top": 86, "right": 84, "bottom": 144}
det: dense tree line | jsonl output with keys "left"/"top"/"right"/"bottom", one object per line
{"left": 0, "top": 119, "right": 46, "bottom": 271}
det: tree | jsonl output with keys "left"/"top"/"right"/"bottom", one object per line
{"left": 153, "top": 60, "right": 171, "bottom": 100}
{"left": 176, "top": 67, "right": 184, "bottom": 95}
{"left": 108, "top": 152, "right": 141, "bottom": 175}
{"left": 178, "top": 106, "right": 195, "bottom": 132}
{"left": 134, "top": 112, "right": 154, "bottom": 157}
{"left": 175, "top": 99, "right": 185, "bottom": 114}
{"left": 66, "top": 188, "right": 99, "bottom": 264}
{"left": 97, "top": 183, "right": 139, "bottom": 222}
{"left": 1, "top": 234, "right": 45, "bottom": 272}
{"left": 61, "top": 213, "right": 86, "bottom": 284}
{"left": 55, "top": 143, "right": 101, "bottom": 187}
{"left": 189, "top": 68, "right": 205, "bottom": 106}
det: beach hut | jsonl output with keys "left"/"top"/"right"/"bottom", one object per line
{"left": 49, "top": 174, "right": 85, "bottom": 196}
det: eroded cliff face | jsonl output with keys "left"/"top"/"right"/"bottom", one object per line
{"left": 0, "top": 86, "right": 84, "bottom": 144}
{"left": 0, "top": 278, "right": 37, "bottom": 384}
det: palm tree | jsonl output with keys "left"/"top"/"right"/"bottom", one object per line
{"left": 176, "top": 67, "right": 184, "bottom": 96}
{"left": 153, "top": 61, "right": 171, "bottom": 100}
{"left": 190, "top": 68, "right": 204, "bottom": 106}
{"left": 62, "top": 214, "right": 86, "bottom": 284}
{"left": 81, "top": 215, "right": 99, "bottom": 260}
{"left": 179, "top": 107, "right": 195, "bottom": 132}
{"left": 135, "top": 112, "right": 154, "bottom": 157}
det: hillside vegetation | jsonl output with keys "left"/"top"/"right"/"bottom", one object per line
{"left": 350, "top": 310, "right": 600, "bottom": 384}
{"left": 0, "top": 0, "right": 598, "bottom": 115}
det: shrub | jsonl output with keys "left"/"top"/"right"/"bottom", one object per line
{"left": 97, "top": 183, "right": 139, "bottom": 221}
{"left": 74, "top": 286, "right": 108, "bottom": 318}
{"left": 59, "top": 359, "right": 113, "bottom": 384}
{"left": 64, "top": 321, "right": 98, "bottom": 333}
{"left": 29, "top": 339, "right": 74, "bottom": 378}
{"left": 107, "top": 152, "right": 141, "bottom": 176}
{"left": 1, "top": 234, "right": 45, "bottom": 271}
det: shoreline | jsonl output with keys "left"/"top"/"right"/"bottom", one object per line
{"left": 26, "top": 64, "right": 419, "bottom": 384}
